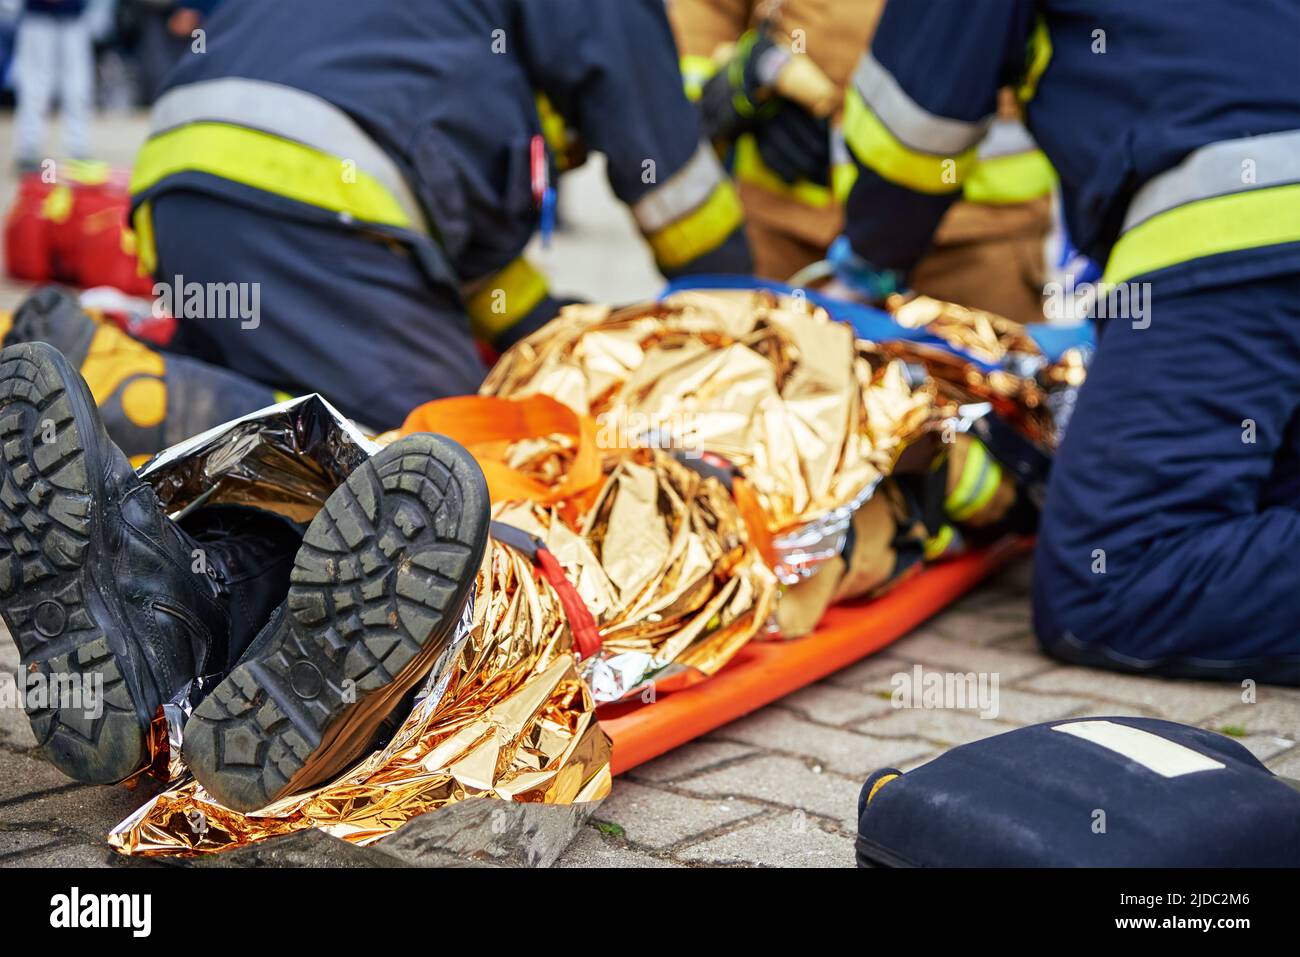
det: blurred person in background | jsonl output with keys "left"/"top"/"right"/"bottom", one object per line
{"left": 12, "top": 0, "right": 96, "bottom": 170}
{"left": 669, "top": 0, "right": 1056, "bottom": 324}
{"left": 115, "top": 0, "right": 219, "bottom": 105}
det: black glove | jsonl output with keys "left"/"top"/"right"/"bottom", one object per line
{"left": 754, "top": 98, "right": 831, "bottom": 186}
{"left": 698, "top": 30, "right": 781, "bottom": 144}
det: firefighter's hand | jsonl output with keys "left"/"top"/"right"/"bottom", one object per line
{"left": 698, "top": 30, "right": 781, "bottom": 144}
{"left": 754, "top": 99, "right": 830, "bottom": 186}
{"left": 167, "top": 8, "right": 202, "bottom": 37}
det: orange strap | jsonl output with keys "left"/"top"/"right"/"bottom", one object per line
{"left": 401, "top": 394, "right": 603, "bottom": 509}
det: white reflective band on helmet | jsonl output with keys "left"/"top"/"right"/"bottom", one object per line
{"left": 977, "top": 118, "right": 1038, "bottom": 160}
{"left": 1121, "top": 129, "right": 1300, "bottom": 232}
{"left": 852, "top": 53, "right": 991, "bottom": 156}
{"left": 632, "top": 141, "right": 727, "bottom": 234}
{"left": 149, "top": 77, "right": 430, "bottom": 235}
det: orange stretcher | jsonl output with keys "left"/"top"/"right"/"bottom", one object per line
{"left": 601, "top": 536, "right": 1034, "bottom": 775}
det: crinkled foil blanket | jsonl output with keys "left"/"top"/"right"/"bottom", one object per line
{"left": 111, "top": 397, "right": 612, "bottom": 856}
{"left": 110, "top": 292, "right": 1082, "bottom": 857}
{"left": 484, "top": 290, "right": 937, "bottom": 580}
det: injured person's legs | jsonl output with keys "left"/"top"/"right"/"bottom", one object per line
{"left": 0, "top": 341, "right": 298, "bottom": 782}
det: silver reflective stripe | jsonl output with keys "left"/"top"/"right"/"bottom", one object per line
{"left": 830, "top": 127, "right": 850, "bottom": 168}
{"left": 1122, "top": 129, "right": 1300, "bottom": 232}
{"left": 632, "top": 141, "right": 726, "bottom": 234}
{"left": 852, "top": 53, "right": 991, "bottom": 156}
{"left": 976, "top": 118, "right": 1037, "bottom": 161}
{"left": 149, "top": 77, "right": 429, "bottom": 234}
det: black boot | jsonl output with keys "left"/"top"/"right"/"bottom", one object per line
{"left": 182, "top": 433, "right": 490, "bottom": 812}
{"left": 0, "top": 342, "right": 294, "bottom": 783}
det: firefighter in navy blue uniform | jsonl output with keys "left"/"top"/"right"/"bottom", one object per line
{"left": 127, "top": 0, "right": 751, "bottom": 429}
{"left": 837, "top": 0, "right": 1300, "bottom": 684}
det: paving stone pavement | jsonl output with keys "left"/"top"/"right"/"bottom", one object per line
{"left": 0, "top": 116, "right": 1296, "bottom": 868}
{"left": 2, "top": 556, "right": 1295, "bottom": 869}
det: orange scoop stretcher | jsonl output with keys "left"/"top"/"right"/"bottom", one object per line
{"left": 600, "top": 536, "right": 1033, "bottom": 775}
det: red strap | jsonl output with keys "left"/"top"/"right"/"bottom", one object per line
{"left": 535, "top": 547, "right": 603, "bottom": 661}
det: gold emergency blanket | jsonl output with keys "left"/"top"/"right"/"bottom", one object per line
{"left": 881, "top": 295, "right": 1087, "bottom": 450}
{"left": 109, "top": 397, "right": 610, "bottom": 857}
{"left": 398, "top": 392, "right": 779, "bottom": 701}
{"left": 483, "top": 290, "right": 936, "bottom": 539}
{"left": 492, "top": 449, "right": 777, "bottom": 702}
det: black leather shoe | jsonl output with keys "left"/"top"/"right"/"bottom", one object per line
{"left": 182, "top": 433, "right": 489, "bottom": 812}
{"left": 0, "top": 342, "right": 293, "bottom": 783}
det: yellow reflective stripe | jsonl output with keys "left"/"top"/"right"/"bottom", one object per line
{"left": 963, "top": 148, "right": 1056, "bottom": 204}
{"left": 64, "top": 158, "right": 110, "bottom": 185}
{"left": 465, "top": 257, "right": 549, "bottom": 341}
{"left": 40, "top": 185, "right": 74, "bottom": 224}
{"left": 131, "top": 123, "right": 413, "bottom": 230}
{"left": 535, "top": 92, "right": 569, "bottom": 160}
{"left": 832, "top": 161, "right": 858, "bottom": 204}
{"left": 732, "top": 134, "right": 832, "bottom": 208}
{"left": 843, "top": 87, "right": 976, "bottom": 195}
{"left": 132, "top": 201, "right": 157, "bottom": 276}
{"left": 1017, "top": 16, "right": 1052, "bottom": 105}
{"left": 645, "top": 180, "right": 744, "bottom": 271}
{"left": 923, "top": 524, "right": 955, "bottom": 561}
{"left": 681, "top": 55, "right": 719, "bottom": 103}
{"left": 1102, "top": 183, "right": 1300, "bottom": 285}
{"left": 946, "top": 440, "right": 1003, "bottom": 522}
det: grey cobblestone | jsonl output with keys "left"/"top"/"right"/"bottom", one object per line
{"left": 676, "top": 754, "right": 862, "bottom": 827}
{"left": 0, "top": 749, "right": 71, "bottom": 803}
{"left": 852, "top": 709, "right": 1015, "bottom": 747}
{"left": 556, "top": 826, "right": 675, "bottom": 868}
{"left": 821, "top": 654, "right": 916, "bottom": 694}
{"left": 1211, "top": 694, "right": 1300, "bottom": 738}
{"left": 0, "top": 830, "right": 62, "bottom": 861}
{"left": 0, "top": 706, "right": 38, "bottom": 751}
{"left": 709, "top": 708, "right": 932, "bottom": 777}
{"left": 625, "top": 740, "right": 758, "bottom": 784}
{"left": 925, "top": 607, "right": 1033, "bottom": 646}
{"left": 888, "top": 632, "right": 1054, "bottom": 683}
{"left": 1232, "top": 734, "right": 1298, "bottom": 764}
{"left": 775, "top": 681, "right": 896, "bottom": 726}
{"left": 1019, "top": 668, "right": 1260, "bottom": 725}
{"left": 1267, "top": 747, "right": 1300, "bottom": 778}
{"left": 593, "top": 780, "right": 764, "bottom": 850}
{"left": 675, "top": 812, "right": 853, "bottom": 868}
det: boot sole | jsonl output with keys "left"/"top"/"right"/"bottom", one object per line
{"left": 0, "top": 342, "right": 152, "bottom": 783}
{"left": 182, "top": 434, "right": 490, "bottom": 812}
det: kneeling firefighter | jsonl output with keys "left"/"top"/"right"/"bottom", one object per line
{"left": 668, "top": 0, "right": 1056, "bottom": 325}
{"left": 126, "top": 0, "right": 752, "bottom": 430}
{"left": 835, "top": 0, "right": 1300, "bottom": 684}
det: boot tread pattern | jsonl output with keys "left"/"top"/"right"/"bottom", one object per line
{"left": 0, "top": 344, "right": 145, "bottom": 782}
{"left": 183, "top": 435, "right": 488, "bottom": 812}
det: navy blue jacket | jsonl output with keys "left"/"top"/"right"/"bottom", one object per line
{"left": 844, "top": 0, "right": 1300, "bottom": 294}
{"left": 149, "top": 0, "right": 749, "bottom": 287}
{"left": 25, "top": 0, "right": 87, "bottom": 16}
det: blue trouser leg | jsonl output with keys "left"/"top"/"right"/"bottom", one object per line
{"left": 150, "top": 191, "right": 486, "bottom": 430}
{"left": 1033, "top": 273, "right": 1300, "bottom": 685}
